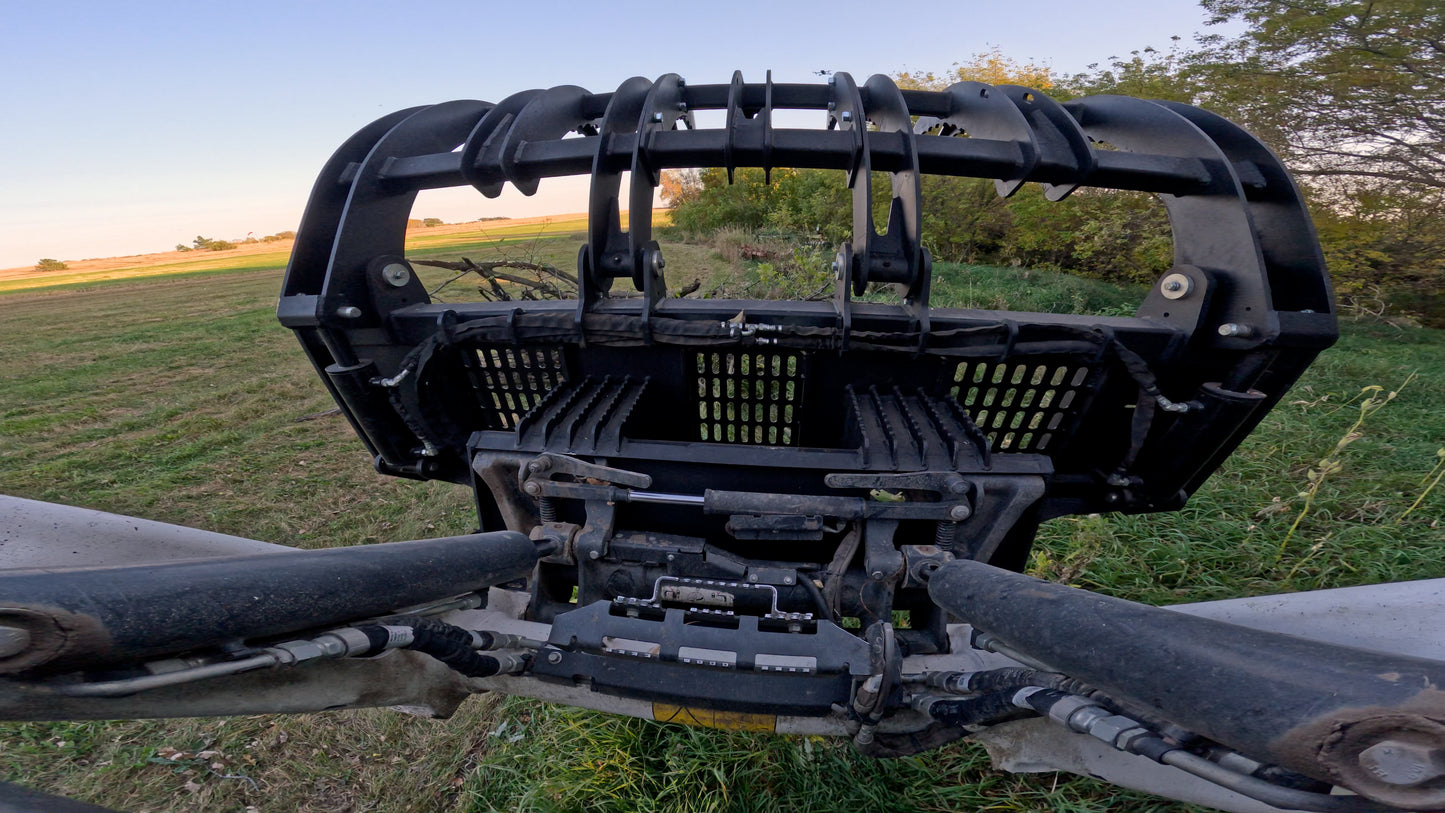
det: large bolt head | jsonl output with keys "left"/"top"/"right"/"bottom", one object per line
{"left": 522, "top": 481, "right": 542, "bottom": 496}
{"left": 949, "top": 504, "right": 972, "bottom": 521}
{"left": 0, "top": 625, "right": 31, "bottom": 659}
{"left": 381, "top": 263, "right": 412, "bottom": 288}
{"left": 1159, "top": 272, "right": 1192, "bottom": 300}
{"left": 1359, "top": 740, "right": 1445, "bottom": 786}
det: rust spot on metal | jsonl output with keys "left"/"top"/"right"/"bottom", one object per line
{"left": 1273, "top": 688, "right": 1445, "bottom": 809}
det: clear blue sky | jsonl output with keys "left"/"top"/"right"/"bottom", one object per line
{"left": 0, "top": 0, "right": 1228, "bottom": 269}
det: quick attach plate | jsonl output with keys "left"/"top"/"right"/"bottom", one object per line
{"left": 531, "top": 599, "right": 871, "bottom": 714}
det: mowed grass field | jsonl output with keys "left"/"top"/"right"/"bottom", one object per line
{"left": 0, "top": 240, "right": 1442, "bottom": 812}
{"left": 0, "top": 214, "right": 603, "bottom": 296}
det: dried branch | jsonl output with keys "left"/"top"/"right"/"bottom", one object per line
{"left": 414, "top": 257, "right": 578, "bottom": 300}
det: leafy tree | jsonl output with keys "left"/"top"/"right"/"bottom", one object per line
{"left": 191, "top": 235, "right": 235, "bottom": 251}
{"left": 1182, "top": 1, "right": 1445, "bottom": 310}
{"left": 1196, "top": 0, "right": 1445, "bottom": 192}
{"left": 669, "top": 168, "right": 780, "bottom": 235}
{"left": 660, "top": 169, "right": 702, "bottom": 208}
{"left": 34, "top": 258, "right": 67, "bottom": 271}
{"left": 422, "top": 217, "right": 444, "bottom": 227}
{"left": 896, "top": 47, "right": 1055, "bottom": 91}
{"left": 764, "top": 169, "right": 851, "bottom": 244}
{"left": 1065, "top": 40, "right": 1203, "bottom": 102}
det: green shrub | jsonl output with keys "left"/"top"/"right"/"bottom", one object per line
{"left": 33, "top": 258, "right": 67, "bottom": 271}
{"left": 190, "top": 236, "right": 234, "bottom": 252}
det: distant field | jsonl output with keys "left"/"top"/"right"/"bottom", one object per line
{"left": 0, "top": 212, "right": 610, "bottom": 295}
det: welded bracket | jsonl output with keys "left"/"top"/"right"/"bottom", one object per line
{"left": 831, "top": 74, "right": 933, "bottom": 346}
{"left": 577, "top": 75, "right": 688, "bottom": 342}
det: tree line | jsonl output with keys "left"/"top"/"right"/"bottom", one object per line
{"left": 666, "top": 0, "right": 1444, "bottom": 315}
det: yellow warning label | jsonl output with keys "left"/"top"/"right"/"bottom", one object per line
{"left": 652, "top": 703, "right": 777, "bottom": 732}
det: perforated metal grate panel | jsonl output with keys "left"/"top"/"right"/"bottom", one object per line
{"left": 463, "top": 345, "right": 568, "bottom": 430}
{"left": 949, "top": 360, "right": 1096, "bottom": 452}
{"left": 694, "top": 350, "right": 806, "bottom": 446}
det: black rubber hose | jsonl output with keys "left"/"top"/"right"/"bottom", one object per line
{"left": 798, "top": 574, "right": 834, "bottom": 622}
{"left": 359, "top": 617, "right": 519, "bottom": 679}
{"left": 928, "top": 667, "right": 1093, "bottom": 697}
{"left": 1018, "top": 689, "right": 1395, "bottom": 812}
{"left": 925, "top": 690, "right": 1034, "bottom": 728}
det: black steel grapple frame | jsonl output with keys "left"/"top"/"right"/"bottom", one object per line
{"left": 276, "top": 72, "right": 1335, "bottom": 714}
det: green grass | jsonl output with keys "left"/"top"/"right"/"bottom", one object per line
{"left": 0, "top": 214, "right": 599, "bottom": 297}
{"left": 930, "top": 263, "right": 1145, "bottom": 316}
{"left": 0, "top": 250, "right": 1440, "bottom": 813}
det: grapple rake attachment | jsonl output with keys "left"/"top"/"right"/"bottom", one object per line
{"left": 12, "top": 73, "right": 1445, "bottom": 813}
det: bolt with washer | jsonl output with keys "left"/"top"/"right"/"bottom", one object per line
{"left": 381, "top": 263, "right": 412, "bottom": 288}
{"left": 1159, "top": 272, "right": 1192, "bottom": 300}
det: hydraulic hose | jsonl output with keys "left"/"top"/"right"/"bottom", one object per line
{"left": 929, "top": 559, "right": 1445, "bottom": 807}
{"left": 1015, "top": 688, "right": 1402, "bottom": 813}
{"left": 355, "top": 616, "right": 532, "bottom": 679}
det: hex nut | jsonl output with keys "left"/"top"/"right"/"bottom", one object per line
{"left": 1087, "top": 715, "right": 1145, "bottom": 748}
